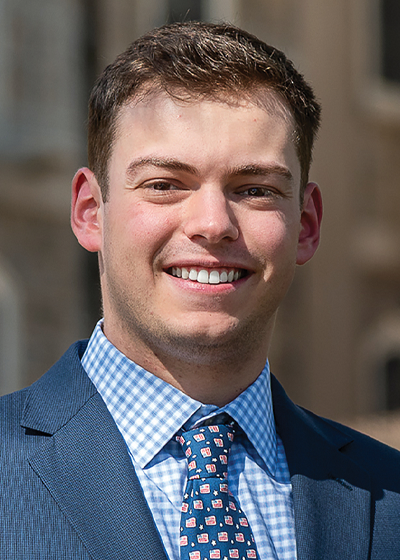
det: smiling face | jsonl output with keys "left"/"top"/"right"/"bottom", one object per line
{"left": 72, "top": 90, "right": 321, "bottom": 380}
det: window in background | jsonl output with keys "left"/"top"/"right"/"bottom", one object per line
{"left": 166, "top": 0, "right": 239, "bottom": 25}
{"left": 352, "top": 0, "right": 400, "bottom": 121}
{"left": 0, "top": 0, "right": 85, "bottom": 160}
{"left": 167, "top": 0, "right": 203, "bottom": 22}
{"left": 380, "top": 0, "right": 400, "bottom": 85}
{"left": 385, "top": 355, "right": 400, "bottom": 411}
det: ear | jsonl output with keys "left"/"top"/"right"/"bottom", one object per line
{"left": 296, "top": 182, "right": 323, "bottom": 265}
{"left": 71, "top": 167, "right": 103, "bottom": 252}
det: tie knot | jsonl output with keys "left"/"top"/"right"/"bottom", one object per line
{"left": 177, "top": 424, "right": 235, "bottom": 480}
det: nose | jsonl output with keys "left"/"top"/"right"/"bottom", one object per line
{"left": 183, "top": 186, "right": 239, "bottom": 244}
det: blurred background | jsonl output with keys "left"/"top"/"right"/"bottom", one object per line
{"left": 1, "top": 0, "right": 400, "bottom": 447}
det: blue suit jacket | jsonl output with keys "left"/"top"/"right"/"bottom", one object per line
{"left": 1, "top": 340, "right": 400, "bottom": 559}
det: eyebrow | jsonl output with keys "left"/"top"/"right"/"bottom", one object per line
{"left": 229, "top": 163, "right": 293, "bottom": 182}
{"left": 126, "top": 157, "right": 293, "bottom": 183}
{"left": 126, "top": 157, "right": 198, "bottom": 182}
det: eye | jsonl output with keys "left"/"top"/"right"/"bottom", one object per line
{"left": 240, "top": 186, "right": 275, "bottom": 197}
{"left": 146, "top": 181, "right": 179, "bottom": 191}
{"left": 137, "top": 179, "right": 190, "bottom": 204}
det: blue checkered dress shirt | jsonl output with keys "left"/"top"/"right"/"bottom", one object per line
{"left": 82, "top": 321, "right": 297, "bottom": 560}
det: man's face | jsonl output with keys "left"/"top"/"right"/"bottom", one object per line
{"left": 88, "top": 91, "right": 319, "bottom": 364}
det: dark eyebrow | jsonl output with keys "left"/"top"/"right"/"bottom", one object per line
{"left": 229, "top": 164, "right": 293, "bottom": 182}
{"left": 126, "top": 158, "right": 293, "bottom": 184}
{"left": 126, "top": 157, "right": 198, "bottom": 182}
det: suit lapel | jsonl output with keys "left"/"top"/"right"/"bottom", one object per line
{"left": 271, "top": 375, "right": 371, "bottom": 560}
{"left": 22, "top": 342, "right": 168, "bottom": 560}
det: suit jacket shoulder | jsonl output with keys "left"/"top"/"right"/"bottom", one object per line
{"left": 0, "top": 341, "right": 168, "bottom": 560}
{"left": 309, "top": 407, "right": 400, "bottom": 482}
{"left": 271, "top": 374, "right": 400, "bottom": 560}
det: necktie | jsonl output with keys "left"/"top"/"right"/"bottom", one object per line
{"left": 177, "top": 423, "right": 258, "bottom": 560}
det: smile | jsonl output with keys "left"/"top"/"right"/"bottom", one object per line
{"left": 167, "top": 267, "right": 247, "bottom": 285}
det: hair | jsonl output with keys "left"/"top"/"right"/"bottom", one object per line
{"left": 88, "top": 21, "right": 321, "bottom": 202}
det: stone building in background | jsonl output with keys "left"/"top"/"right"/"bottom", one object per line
{"left": 1, "top": 0, "right": 400, "bottom": 447}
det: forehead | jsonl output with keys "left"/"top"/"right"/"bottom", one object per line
{"left": 109, "top": 89, "right": 299, "bottom": 183}
{"left": 115, "top": 86, "right": 295, "bottom": 136}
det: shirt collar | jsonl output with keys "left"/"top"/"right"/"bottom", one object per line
{"left": 223, "top": 368, "right": 276, "bottom": 475}
{"left": 82, "top": 320, "right": 277, "bottom": 476}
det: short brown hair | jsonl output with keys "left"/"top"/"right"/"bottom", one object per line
{"left": 88, "top": 21, "right": 321, "bottom": 201}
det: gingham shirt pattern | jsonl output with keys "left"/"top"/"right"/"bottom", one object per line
{"left": 82, "top": 321, "right": 297, "bottom": 560}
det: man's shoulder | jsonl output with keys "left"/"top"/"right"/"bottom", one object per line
{"left": 318, "top": 412, "right": 400, "bottom": 475}
{"left": 0, "top": 339, "right": 90, "bottom": 434}
{"left": 272, "top": 375, "right": 400, "bottom": 486}
{"left": 0, "top": 386, "right": 30, "bottom": 436}
{"left": 294, "top": 403, "right": 400, "bottom": 492}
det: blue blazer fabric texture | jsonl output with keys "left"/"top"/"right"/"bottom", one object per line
{"left": 1, "top": 340, "right": 400, "bottom": 560}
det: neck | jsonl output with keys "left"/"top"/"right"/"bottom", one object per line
{"left": 102, "top": 321, "right": 272, "bottom": 407}
{"left": 145, "top": 350, "right": 268, "bottom": 406}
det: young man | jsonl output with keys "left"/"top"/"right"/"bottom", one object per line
{"left": 1, "top": 22, "right": 400, "bottom": 560}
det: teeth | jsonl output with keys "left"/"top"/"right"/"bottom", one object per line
{"left": 197, "top": 270, "right": 209, "bottom": 284}
{"left": 170, "top": 267, "right": 244, "bottom": 284}
{"left": 209, "top": 270, "right": 220, "bottom": 284}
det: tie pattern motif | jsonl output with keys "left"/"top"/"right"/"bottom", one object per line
{"left": 177, "top": 424, "right": 258, "bottom": 560}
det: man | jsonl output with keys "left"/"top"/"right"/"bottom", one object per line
{"left": 1, "top": 22, "right": 400, "bottom": 560}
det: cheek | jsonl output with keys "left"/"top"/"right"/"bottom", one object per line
{"left": 109, "top": 203, "right": 178, "bottom": 263}
{"left": 248, "top": 214, "right": 299, "bottom": 264}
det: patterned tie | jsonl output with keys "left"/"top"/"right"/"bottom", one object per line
{"left": 177, "top": 422, "right": 258, "bottom": 560}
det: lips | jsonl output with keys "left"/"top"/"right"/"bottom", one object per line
{"left": 167, "top": 267, "right": 247, "bottom": 285}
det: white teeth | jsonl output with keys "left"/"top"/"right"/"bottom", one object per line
{"left": 197, "top": 270, "right": 209, "bottom": 283}
{"left": 170, "top": 267, "right": 244, "bottom": 284}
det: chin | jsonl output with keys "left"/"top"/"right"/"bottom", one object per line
{"left": 170, "top": 314, "right": 240, "bottom": 341}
